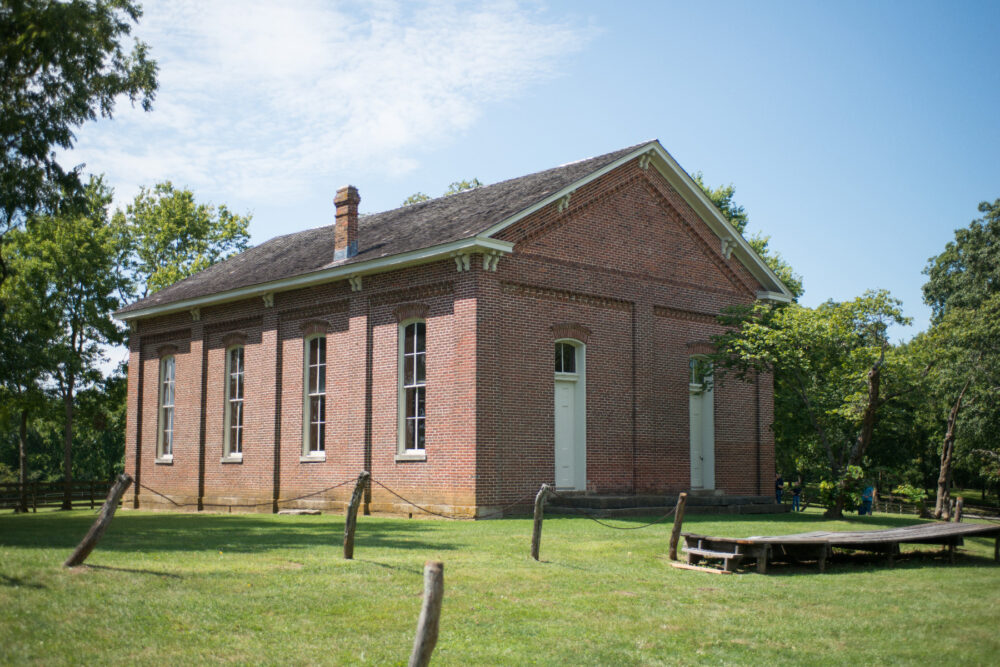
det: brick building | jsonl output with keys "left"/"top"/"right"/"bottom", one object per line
{"left": 116, "top": 140, "right": 792, "bottom": 516}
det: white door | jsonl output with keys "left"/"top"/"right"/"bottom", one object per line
{"left": 689, "top": 383, "right": 715, "bottom": 490}
{"left": 554, "top": 379, "right": 576, "bottom": 489}
{"left": 689, "top": 391, "right": 704, "bottom": 488}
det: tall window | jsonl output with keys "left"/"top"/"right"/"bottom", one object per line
{"left": 690, "top": 357, "right": 711, "bottom": 387}
{"left": 158, "top": 356, "right": 175, "bottom": 460}
{"left": 304, "top": 336, "right": 326, "bottom": 455}
{"left": 555, "top": 342, "right": 577, "bottom": 373}
{"left": 399, "top": 321, "right": 426, "bottom": 452}
{"left": 224, "top": 346, "right": 245, "bottom": 457}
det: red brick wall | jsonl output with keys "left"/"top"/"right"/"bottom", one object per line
{"left": 123, "top": 155, "right": 777, "bottom": 514}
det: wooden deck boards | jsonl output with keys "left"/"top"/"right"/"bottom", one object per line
{"left": 681, "top": 522, "right": 1000, "bottom": 573}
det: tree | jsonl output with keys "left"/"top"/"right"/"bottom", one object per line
{"left": 122, "top": 181, "right": 251, "bottom": 297}
{"left": 444, "top": 178, "right": 482, "bottom": 195}
{"left": 692, "top": 172, "right": 804, "bottom": 299}
{"left": 0, "top": 0, "right": 157, "bottom": 277}
{"left": 6, "top": 176, "right": 130, "bottom": 508}
{"left": 923, "top": 199, "right": 1000, "bottom": 319}
{"left": 0, "top": 249, "right": 56, "bottom": 511}
{"left": 712, "top": 290, "right": 914, "bottom": 518}
{"left": 402, "top": 192, "right": 431, "bottom": 206}
{"left": 402, "top": 178, "right": 482, "bottom": 207}
{"left": 921, "top": 199, "right": 1000, "bottom": 517}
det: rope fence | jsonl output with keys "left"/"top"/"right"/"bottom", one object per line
{"left": 136, "top": 476, "right": 677, "bottom": 529}
{"left": 137, "top": 476, "right": 360, "bottom": 510}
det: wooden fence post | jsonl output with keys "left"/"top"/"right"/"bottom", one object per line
{"left": 408, "top": 561, "right": 444, "bottom": 667}
{"left": 954, "top": 497, "right": 964, "bottom": 523}
{"left": 669, "top": 492, "right": 689, "bottom": 561}
{"left": 343, "top": 471, "right": 370, "bottom": 560}
{"left": 63, "top": 474, "right": 133, "bottom": 567}
{"left": 530, "top": 483, "right": 551, "bottom": 561}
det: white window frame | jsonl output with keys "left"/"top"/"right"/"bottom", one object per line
{"left": 222, "top": 345, "right": 245, "bottom": 462}
{"left": 156, "top": 355, "right": 175, "bottom": 463}
{"left": 396, "top": 319, "right": 427, "bottom": 460}
{"left": 302, "top": 334, "right": 327, "bottom": 461}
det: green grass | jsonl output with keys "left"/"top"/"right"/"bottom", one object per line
{"left": 954, "top": 488, "right": 1000, "bottom": 509}
{"left": 1, "top": 508, "right": 998, "bottom": 666}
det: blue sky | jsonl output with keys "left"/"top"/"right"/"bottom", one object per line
{"left": 74, "top": 0, "right": 1000, "bottom": 340}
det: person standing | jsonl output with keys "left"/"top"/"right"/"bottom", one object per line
{"left": 792, "top": 478, "right": 802, "bottom": 512}
{"left": 860, "top": 485, "right": 875, "bottom": 516}
{"left": 775, "top": 473, "right": 784, "bottom": 504}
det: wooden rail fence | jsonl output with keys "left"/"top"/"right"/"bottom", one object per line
{"left": 0, "top": 481, "right": 115, "bottom": 512}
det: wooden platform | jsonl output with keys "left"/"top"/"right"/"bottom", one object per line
{"left": 682, "top": 522, "right": 1000, "bottom": 573}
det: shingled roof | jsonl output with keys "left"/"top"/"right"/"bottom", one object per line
{"left": 117, "top": 141, "right": 651, "bottom": 317}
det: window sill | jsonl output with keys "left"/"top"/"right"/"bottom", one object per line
{"left": 299, "top": 454, "right": 326, "bottom": 463}
{"left": 395, "top": 452, "right": 427, "bottom": 462}
{"left": 221, "top": 454, "right": 243, "bottom": 464}
{"left": 154, "top": 456, "right": 174, "bottom": 465}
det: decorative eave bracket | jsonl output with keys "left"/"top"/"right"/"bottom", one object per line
{"left": 482, "top": 250, "right": 501, "bottom": 272}
{"left": 557, "top": 191, "right": 573, "bottom": 213}
{"left": 262, "top": 292, "right": 274, "bottom": 308}
{"left": 638, "top": 150, "right": 654, "bottom": 170}
{"left": 452, "top": 252, "right": 472, "bottom": 272}
{"left": 721, "top": 237, "right": 737, "bottom": 260}
{"left": 190, "top": 308, "right": 201, "bottom": 322}
{"left": 348, "top": 275, "right": 363, "bottom": 292}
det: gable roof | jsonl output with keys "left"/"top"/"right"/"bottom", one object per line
{"left": 117, "top": 140, "right": 791, "bottom": 320}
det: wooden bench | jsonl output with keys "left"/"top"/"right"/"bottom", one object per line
{"left": 682, "top": 535, "right": 770, "bottom": 573}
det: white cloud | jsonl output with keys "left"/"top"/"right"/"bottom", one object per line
{"left": 72, "top": 0, "right": 592, "bottom": 206}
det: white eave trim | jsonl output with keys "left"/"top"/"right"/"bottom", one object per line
{"left": 756, "top": 290, "right": 792, "bottom": 304}
{"left": 116, "top": 237, "right": 514, "bottom": 322}
{"left": 477, "top": 141, "right": 794, "bottom": 300}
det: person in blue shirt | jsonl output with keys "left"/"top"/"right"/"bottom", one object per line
{"left": 860, "top": 485, "right": 875, "bottom": 515}
{"left": 792, "top": 478, "right": 802, "bottom": 512}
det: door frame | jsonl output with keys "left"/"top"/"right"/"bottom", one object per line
{"left": 554, "top": 339, "right": 586, "bottom": 490}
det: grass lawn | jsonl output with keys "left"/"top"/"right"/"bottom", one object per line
{"left": 1, "top": 508, "right": 998, "bottom": 666}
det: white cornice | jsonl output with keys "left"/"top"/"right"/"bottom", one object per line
{"left": 117, "top": 237, "right": 513, "bottom": 322}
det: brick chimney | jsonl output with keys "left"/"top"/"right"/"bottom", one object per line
{"left": 334, "top": 185, "right": 360, "bottom": 261}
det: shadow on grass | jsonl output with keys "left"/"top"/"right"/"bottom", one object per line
{"left": 82, "top": 564, "right": 183, "bottom": 579}
{"left": 352, "top": 558, "right": 424, "bottom": 575}
{"left": 0, "top": 573, "right": 46, "bottom": 589}
{"left": 0, "top": 512, "right": 462, "bottom": 555}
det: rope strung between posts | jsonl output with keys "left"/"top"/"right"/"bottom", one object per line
{"left": 137, "top": 475, "right": 361, "bottom": 509}
{"left": 369, "top": 478, "right": 539, "bottom": 520}
{"left": 546, "top": 487, "right": 677, "bottom": 530}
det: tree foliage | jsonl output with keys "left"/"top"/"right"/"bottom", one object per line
{"left": 121, "top": 181, "right": 251, "bottom": 297}
{"left": 0, "top": 0, "right": 157, "bottom": 236}
{"left": 692, "top": 172, "right": 804, "bottom": 299}
{"left": 402, "top": 178, "right": 482, "bottom": 206}
{"left": 402, "top": 192, "right": 431, "bottom": 206}
{"left": 3, "top": 175, "right": 130, "bottom": 506}
{"left": 712, "top": 290, "right": 914, "bottom": 517}
{"left": 923, "top": 199, "right": 1000, "bottom": 320}
{"left": 920, "top": 199, "right": 1000, "bottom": 514}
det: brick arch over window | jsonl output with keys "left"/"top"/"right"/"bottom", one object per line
{"left": 157, "top": 344, "right": 178, "bottom": 358}
{"left": 686, "top": 341, "right": 715, "bottom": 356}
{"left": 551, "top": 323, "right": 591, "bottom": 345}
{"left": 222, "top": 332, "right": 247, "bottom": 348}
{"left": 301, "top": 320, "right": 328, "bottom": 337}
{"left": 393, "top": 303, "right": 429, "bottom": 323}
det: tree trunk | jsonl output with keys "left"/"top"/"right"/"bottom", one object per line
{"left": 934, "top": 374, "right": 972, "bottom": 520}
{"left": 825, "top": 491, "right": 846, "bottom": 519}
{"left": 61, "top": 375, "right": 75, "bottom": 510}
{"left": 18, "top": 408, "right": 29, "bottom": 514}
